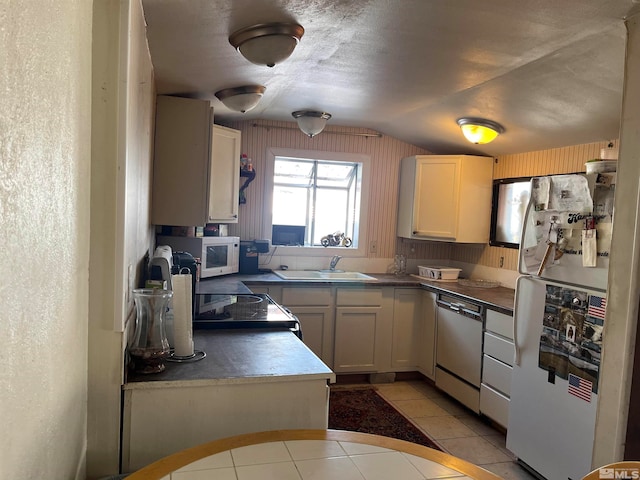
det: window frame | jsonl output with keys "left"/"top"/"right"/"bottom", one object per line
{"left": 262, "top": 147, "right": 370, "bottom": 257}
{"left": 489, "top": 176, "right": 532, "bottom": 249}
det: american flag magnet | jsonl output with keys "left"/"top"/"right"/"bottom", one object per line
{"left": 568, "top": 374, "right": 592, "bottom": 402}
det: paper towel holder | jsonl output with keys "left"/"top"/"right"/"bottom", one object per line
{"left": 167, "top": 350, "right": 207, "bottom": 362}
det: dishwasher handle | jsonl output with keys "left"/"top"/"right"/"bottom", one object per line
{"left": 437, "top": 299, "right": 484, "bottom": 321}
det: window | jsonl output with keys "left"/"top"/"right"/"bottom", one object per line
{"left": 489, "top": 177, "right": 532, "bottom": 248}
{"left": 263, "top": 148, "right": 370, "bottom": 255}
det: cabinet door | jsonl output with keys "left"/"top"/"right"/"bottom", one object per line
{"left": 151, "top": 95, "right": 212, "bottom": 226}
{"left": 417, "top": 290, "right": 436, "bottom": 379}
{"left": 281, "top": 287, "right": 335, "bottom": 367}
{"left": 391, "top": 288, "right": 422, "bottom": 370}
{"left": 413, "top": 157, "right": 460, "bottom": 239}
{"left": 334, "top": 307, "right": 381, "bottom": 372}
{"left": 208, "top": 125, "right": 240, "bottom": 223}
{"left": 287, "top": 306, "right": 335, "bottom": 367}
{"left": 397, "top": 155, "right": 493, "bottom": 243}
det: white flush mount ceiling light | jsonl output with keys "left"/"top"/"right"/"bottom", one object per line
{"left": 229, "top": 23, "right": 304, "bottom": 67}
{"left": 457, "top": 118, "right": 505, "bottom": 144}
{"left": 214, "top": 85, "right": 266, "bottom": 113}
{"left": 292, "top": 110, "right": 332, "bottom": 137}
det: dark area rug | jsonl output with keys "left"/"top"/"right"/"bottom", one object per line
{"left": 328, "top": 386, "right": 442, "bottom": 451}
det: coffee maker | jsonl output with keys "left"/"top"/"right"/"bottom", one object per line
{"left": 148, "top": 245, "right": 173, "bottom": 289}
{"left": 239, "top": 241, "right": 259, "bottom": 274}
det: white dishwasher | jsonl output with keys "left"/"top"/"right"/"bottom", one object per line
{"left": 435, "top": 293, "right": 484, "bottom": 412}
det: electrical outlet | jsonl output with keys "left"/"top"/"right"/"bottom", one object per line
{"left": 369, "top": 240, "right": 378, "bottom": 254}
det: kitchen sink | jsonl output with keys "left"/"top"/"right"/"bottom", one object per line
{"left": 273, "top": 270, "right": 376, "bottom": 281}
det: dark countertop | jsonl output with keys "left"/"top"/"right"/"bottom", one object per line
{"left": 125, "top": 329, "right": 335, "bottom": 388}
{"left": 196, "top": 272, "right": 515, "bottom": 314}
{"left": 417, "top": 279, "right": 515, "bottom": 315}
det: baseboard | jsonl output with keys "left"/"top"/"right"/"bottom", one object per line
{"left": 334, "top": 371, "right": 430, "bottom": 385}
{"left": 333, "top": 373, "right": 369, "bottom": 385}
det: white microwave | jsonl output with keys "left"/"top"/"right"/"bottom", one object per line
{"left": 156, "top": 235, "right": 239, "bottom": 278}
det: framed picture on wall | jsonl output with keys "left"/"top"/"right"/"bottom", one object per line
{"left": 490, "top": 177, "right": 532, "bottom": 249}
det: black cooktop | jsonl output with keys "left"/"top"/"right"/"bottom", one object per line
{"left": 193, "top": 293, "right": 301, "bottom": 338}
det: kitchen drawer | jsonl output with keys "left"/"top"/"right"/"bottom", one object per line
{"left": 435, "top": 367, "right": 479, "bottom": 413}
{"left": 482, "top": 354, "right": 512, "bottom": 396}
{"left": 282, "top": 287, "right": 333, "bottom": 306}
{"left": 485, "top": 309, "right": 513, "bottom": 340}
{"left": 480, "top": 384, "right": 509, "bottom": 429}
{"left": 336, "top": 288, "right": 383, "bottom": 306}
{"left": 483, "top": 331, "right": 514, "bottom": 366}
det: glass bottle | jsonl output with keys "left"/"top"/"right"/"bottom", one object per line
{"left": 129, "top": 289, "right": 172, "bottom": 374}
{"left": 394, "top": 254, "right": 407, "bottom": 275}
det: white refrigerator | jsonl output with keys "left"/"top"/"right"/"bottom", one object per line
{"left": 506, "top": 173, "right": 615, "bottom": 480}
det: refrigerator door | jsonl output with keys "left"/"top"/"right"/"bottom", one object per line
{"left": 507, "top": 276, "right": 602, "bottom": 480}
{"left": 518, "top": 174, "right": 614, "bottom": 292}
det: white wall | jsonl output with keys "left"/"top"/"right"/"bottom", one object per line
{"left": 593, "top": 10, "right": 640, "bottom": 467}
{"left": 0, "top": 1, "right": 92, "bottom": 479}
{"left": 88, "top": 0, "right": 156, "bottom": 477}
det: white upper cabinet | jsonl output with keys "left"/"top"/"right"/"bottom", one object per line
{"left": 397, "top": 155, "right": 494, "bottom": 243}
{"left": 208, "top": 125, "right": 240, "bottom": 223}
{"left": 151, "top": 95, "right": 240, "bottom": 226}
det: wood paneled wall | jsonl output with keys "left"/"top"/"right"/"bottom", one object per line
{"left": 223, "top": 119, "right": 452, "bottom": 260}
{"left": 220, "top": 117, "right": 617, "bottom": 268}
{"left": 452, "top": 139, "right": 620, "bottom": 271}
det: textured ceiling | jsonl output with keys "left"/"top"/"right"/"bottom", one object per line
{"left": 140, "top": 0, "right": 639, "bottom": 156}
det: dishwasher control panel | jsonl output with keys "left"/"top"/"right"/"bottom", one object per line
{"left": 436, "top": 293, "right": 484, "bottom": 321}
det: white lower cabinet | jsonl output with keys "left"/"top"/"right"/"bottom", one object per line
{"left": 273, "top": 285, "right": 436, "bottom": 375}
{"left": 480, "top": 309, "right": 514, "bottom": 429}
{"left": 391, "top": 288, "right": 422, "bottom": 370}
{"left": 418, "top": 291, "right": 437, "bottom": 379}
{"left": 334, "top": 306, "right": 382, "bottom": 372}
{"left": 390, "top": 288, "right": 436, "bottom": 378}
{"left": 281, "top": 286, "right": 335, "bottom": 368}
{"left": 333, "top": 287, "right": 393, "bottom": 373}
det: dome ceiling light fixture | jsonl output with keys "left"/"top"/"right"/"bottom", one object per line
{"left": 456, "top": 117, "right": 505, "bottom": 144}
{"left": 214, "top": 85, "right": 266, "bottom": 113}
{"left": 229, "top": 22, "right": 304, "bottom": 67}
{"left": 292, "top": 110, "right": 332, "bottom": 137}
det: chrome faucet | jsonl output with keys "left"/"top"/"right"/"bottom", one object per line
{"left": 329, "top": 255, "right": 343, "bottom": 271}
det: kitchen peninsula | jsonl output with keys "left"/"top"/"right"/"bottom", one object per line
{"left": 122, "top": 328, "right": 335, "bottom": 472}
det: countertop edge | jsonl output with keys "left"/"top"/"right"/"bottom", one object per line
{"left": 124, "top": 371, "right": 336, "bottom": 390}
{"left": 199, "top": 273, "right": 515, "bottom": 314}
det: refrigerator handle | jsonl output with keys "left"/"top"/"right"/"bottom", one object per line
{"left": 516, "top": 188, "right": 535, "bottom": 276}
{"left": 513, "top": 275, "right": 525, "bottom": 366}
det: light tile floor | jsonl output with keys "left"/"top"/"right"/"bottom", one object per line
{"left": 371, "top": 380, "right": 537, "bottom": 480}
